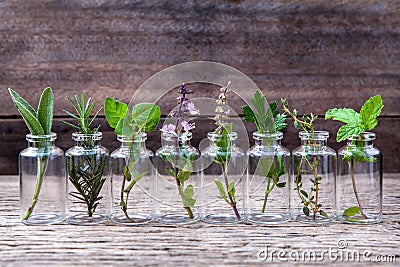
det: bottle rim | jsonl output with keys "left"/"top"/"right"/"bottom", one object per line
{"left": 161, "top": 131, "right": 192, "bottom": 141}
{"left": 347, "top": 132, "right": 376, "bottom": 141}
{"left": 72, "top": 132, "right": 102, "bottom": 141}
{"left": 117, "top": 133, "right": 147, "bottom": 142}
{"left": 26, "top": 132, "right": 57, "bottom": 142}
{"left": 207, "top": 131, "right": 238, "bottom": 141}
{"left": 299, "top": 131, "right": 329, "bottom": 140}
{"left": 253, "top": 131, "right": 283, "bottom": 140}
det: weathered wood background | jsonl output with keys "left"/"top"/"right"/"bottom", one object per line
{"left": 1, "top": 0, "right": 399, "bottom": 174}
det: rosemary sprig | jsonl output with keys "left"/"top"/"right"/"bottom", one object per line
{"left": 62, "top": 91, "right": 106, "bottom": 217}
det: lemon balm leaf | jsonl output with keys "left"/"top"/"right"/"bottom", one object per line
{"left": 360, "top": 95, "right": 384, "bottom": 131}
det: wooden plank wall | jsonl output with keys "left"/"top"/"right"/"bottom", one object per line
{"left": 0, "top": 0, "right": 399, "bottom": 174}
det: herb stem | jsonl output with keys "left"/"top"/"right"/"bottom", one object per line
{"left": 23, "top": 155, "right": 49, "bottom": 220}
{"left": 262, "top": 177, "right": 273, "bottom": 213}
{"left": 349, "top": 160, "right": 368, "bottom": 219}
{"left": 221, "top": 163, "right": 241, "bottom": 220}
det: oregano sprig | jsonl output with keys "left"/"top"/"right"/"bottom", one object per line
{"left": 8, "top": 87, "right": 54, "bottom": 220}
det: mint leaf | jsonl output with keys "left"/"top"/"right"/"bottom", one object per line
{"left": 337, "top": 124, "right": 364, "bottom": 142}
{"left": 343, "top": 206, "right": 360, "bottom": 217}
{"left": 325, "top": 108, "right": 361, "bottom": 125}
{"left": 360, "top": 95, "right": 383, "bottom": 131}
{"left": 104, "top": 97, "right": 128, "bottom": 129}
{"left": 37, "top": 87, "right": 54, "bottom": 135}
{"left": 182, "top": 185, "right": 196, "bottom": 208}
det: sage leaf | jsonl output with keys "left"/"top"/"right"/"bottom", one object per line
{"left": 37, "top": 87, "right": 54, "bottom": 134}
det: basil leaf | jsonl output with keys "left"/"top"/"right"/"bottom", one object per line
{"left": 104, "top": 97, "right": 128, "bottom": 129}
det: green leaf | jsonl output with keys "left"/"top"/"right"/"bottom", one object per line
{"left": 325, "top": 108, "right": 361, "bottom": 125}
{"left": 8, "top": 88, "right": 45, "bottom": 135}
{"left": 177, "top": 170, "right": 191, "bottom": 184}
{"left": 214, "top": 180, "right": 230, "bottom": 205}
{"left": 37, "top": 87, "right": 54, "bottom": 134}
{"left": 303, "top": 206, "right": 310, "bottom": 216}
{"left": 337, "top": 124, "right": 364, "bottom": 142}
{"left": 165, "top": 167, "right": 176, "bottom": 178}
{"left": 227, "top": 181, "right": 236, "bottom": 202}
{"left": 320, "top": 210, "right": 328, "bottom": 217}
{"left": 131, "top": 103, "right": 161, "bottom": 132}
{"left": 300, "top": 190, "right": 308, "bottom": 198}
{"left": 257, "top": 158, "right": 273, "bottom": 177}
{"left": 343, "top": 206, "right": 361, "bottom": 217}
{"left": 124, "top": 171, "right": 147, "bottom": 193}
{"left": 276, "top": 182, "right": 286, "bottom": 188}
{"left": 120, "top": 201, "right": 126, "bottom": 208}
{"left": 274, "top": 113, "right": 287, "bottom": 131}
{"left": 104, "top": 97, "right": 128, "bottom": 129}
{"left": 182, "top": 185, "right": 196, "bottom": 208}
{"left": 360, "top": 95, "right": 384, "bottom": 131}
{"left": 242, "top": 105, "right": 257, "bottom": 123}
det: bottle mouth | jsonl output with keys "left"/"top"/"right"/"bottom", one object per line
{"left": 161, "top": 131, "right": 192, "bottom": 142}
{"left": 117, "top": 133, "right": 147, "bottom": 142}
{"left": 72, "top": 132, "right": 102, "bottom": 141}
{"left": 26, "top": 132, "right": 57, "bottom": 142}
{"left": 253, "top": 131, "right": 283, "bottom": 140}
{"left": 299, "top": 131, "right": 329, "bottom": 140}
{"left": 348, "top": 132, "right": 376, "bottom": 141}
{"left": 207, "top": 131, "right": 238, "bottom": 141}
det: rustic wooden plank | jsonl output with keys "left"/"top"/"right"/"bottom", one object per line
{"left": 0, "top": 117, "right": 398, "bottom": 174}
{"left": 0, "top": 173, "right": 399, "bottom": 266}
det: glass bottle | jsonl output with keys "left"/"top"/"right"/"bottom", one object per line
{"left": 155, "top": 132, "right": 200, "bottom": 224}
{"left": 292, "top": 131, "right": 337, "bottom": 224}
{"left": 201, "top": 132, "right": 247, "bottom": 224}
{"left": 337, "top": 132, "right": 382, "bottom": 224}
{"left": 110, "top": 133, "right": 154, "bottom": 225}
{"left": 65, "top": 132, "right": 110, "bottom": 225}
{"left": 247, "top": 132, "right": 290, "bottom": 224}
{"left": 19, "top": 133, "right": 65, "bottom": 225}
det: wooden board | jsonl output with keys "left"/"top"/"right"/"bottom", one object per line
{"left": 0, "top": 174, "right": 399, "bottom": 266}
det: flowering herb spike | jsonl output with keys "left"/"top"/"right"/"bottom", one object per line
{"left": 8, "top": 87, "right": 54, "bottom": 220}
{"left": 160, "top": 84, "right": 199, "bottom": 219}
{"left": 63, "top": 92, "right": 106, "bottom": 217}
{"left": 212, "top": 81, "right": 241, "bottom": 220}
{"left": 105, "top": 98, "right": 160, "bottom": 221}
{"left": 242, "top": 90, "right": 287, "bottom": 213}
{"left": 325, "top": 95, "right": 384, "bottom": 221}
{"left": 281, "top": 98, "right": 327, "bottom": 220}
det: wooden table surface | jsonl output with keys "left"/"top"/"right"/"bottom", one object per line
{"left": 0, "top": 174, "right": 399, "bottom": 266}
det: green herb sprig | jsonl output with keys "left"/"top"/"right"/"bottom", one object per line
{"left": 281, "top": 98, "right": 327, "bottom": 220}
{"left": 8, "top": 87, "right": 54, "bottom": 220}
{"left": 62, "top": 92, "right": 106, "bottom": 217}
{"left": 325, "top": 95, "right": 384, "bottom": 221}
{"left": 105, "top": 97, "right": 160, "bottom": 221}
{"left": 242, "top": 90, "right": 287, "bottom": 213}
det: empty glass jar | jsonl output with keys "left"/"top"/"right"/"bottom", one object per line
{"left": 65, "top": 132, "right": 110, "bottom": 225}
{"left": 291, "top": 131, "right": 337, "bottom": 224}
{"left": 155, "top": 132, "right": 200, "bottom": 224}
{"left": 247, "top": 132, "right": 290, "bottom": 224}
{"left": 201, "top": 132, "right": 246, "bottom": 224}
{"left": 110, "top": 133, "right": 154, "bottom": 225}
{"left": 337, "top": 132, "right": 382, "bottom": 224}
{"left": 19, "top": 133, "right": 65, "bottom": 225}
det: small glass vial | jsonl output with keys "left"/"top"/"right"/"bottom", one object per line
{"left": 292, "top": 131, "right": 337, "bottom": 224}
{"left": 110, "top": 134, "right": 154, "bottom": 225}
{"left": 65, "top": 132, "right": 110, "bottom": 225}
{"left": 155, "top": 132, "right": 200, "bottom": 224}
{"left": 337, "top": 132, "right": 382, "bottom": 224}
{"left": 19, "top": 133, "right": 65, "bottom": 225}
{"left": 247, "top": 132, "right": 290, "bottom": 224}
{"left": 201, "top": 132, "right": 247, "bottom": 224}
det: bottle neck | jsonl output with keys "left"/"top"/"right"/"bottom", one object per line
{"left": 118, "top": 134, "right": 147, "bottom": 150}
{"left": 253, "top": 131, "right": 282, "bottom": 147}
{"left": 72, "top": 133, "right": 102, "bottom": 149}
{"left": 299, "top": 131, "right": 329, "bottom": 150}
{"left": 347, "top": 132, "right": 375, "bottom": 147}
{"left": 161, "top": 132, "right": 191, "bottom": 148}
{"left": 26, "top": 133, "right": 56, "bottom": 149}
{"left": 208, "top": 131, "right": 238, "bottom": 148}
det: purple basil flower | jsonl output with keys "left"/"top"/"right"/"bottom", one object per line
{"left": 160, "top": 124, "right": 176, "bottom": 134}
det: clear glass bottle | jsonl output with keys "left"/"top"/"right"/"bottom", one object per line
{"left": 292, "top": 131, "right": 337, "bottom": 224}
{"left": 110, "top": 133, "right": 154, "bottom": 225}
{"left": 19, "top": 133, "right": 65, "bottom": 225}
{"left": 155, "top": 132, "right": 200, "bottom": 224}
{"left": 247, "top": 132, "right": 290, "bottom": 224}
{"left": 337, "top": 132, "right": 382, "bottom": 224}
{"left": 201, "top": 132, "right": 247, "bottom": 224}
{"left": 65, "top": 132, "right": 110, "bottom": 225}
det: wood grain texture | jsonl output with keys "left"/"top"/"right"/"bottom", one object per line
{"left": 0, "top": 0, "right": 399, "bottom": 173}
{"left": 0, "top": 174, "right": 399, "bottom": 266}
{"left": 0, "top": 117, "right": 398, "bottom": 174}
